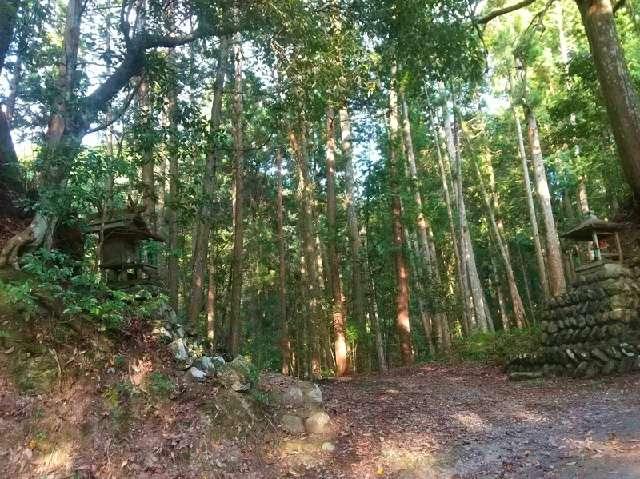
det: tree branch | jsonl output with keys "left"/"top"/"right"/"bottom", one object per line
{"left": 477, "top": 0, "right": 538, "bottom": 24}
{"left": 85, "top": 81, "right": 139, "bottom": 134}
{"left": 613, "top": 0, "right": 626, "bottom": 13}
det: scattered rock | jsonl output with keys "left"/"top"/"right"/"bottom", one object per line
{"left": 305, "top": 411, "right": 331, "bottom": 434}
{"left": 188, "top": 366, "right": 207, "bottom": 381}
{"left": 217, "top": 355, "right": 253, "bottom": 392}
{"left": 170, "top": 338, "right": 189, "bottom": 363}
{"left": 281, "top": 414, "right": 306, "bottom": 434}
{"left": 321, "top": 441, "right": 335, "bottom": 452}
{"left": 282, "top": 386, "right": 304, "bottom": 407}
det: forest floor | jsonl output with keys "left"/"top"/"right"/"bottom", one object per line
{"left": 290, "top": 363, "right": 640, "bottom": 479}
{"left": 2, "top": 351, "right": 640, "bottom": 478}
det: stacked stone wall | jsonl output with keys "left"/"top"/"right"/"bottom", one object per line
{"left": 510, "top": 263, "right": 640, "bottom": 378}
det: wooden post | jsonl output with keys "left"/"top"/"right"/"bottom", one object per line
{"left": 592, "top": 231, "right": 601, "bottom": 261}
{"left": 615, "top": 232, "right": 623, "bottom": 264}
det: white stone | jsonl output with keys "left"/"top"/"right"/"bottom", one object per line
{"left": 281, "top": 414, "right": 305, "bottom": 434}
{"left": 305, "top": 411, "right": 331, "bottom": 434}
{"left": 188, "top": 366, "right": 207, "bottom": 381}
{"left": 321, "top": 442, "right": 335, "bottom": 452}
{"left": 170, "top": 338, "right": 189, "bottom": 361}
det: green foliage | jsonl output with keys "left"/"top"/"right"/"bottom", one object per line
{"left": 147, "top": 371, "right": 174, "bottom": 399}
{"left": 4, "top": 249, "right": 169, "bottom": 331}
{"left": 452, "top": 327, "right": 542, "bottom": 364}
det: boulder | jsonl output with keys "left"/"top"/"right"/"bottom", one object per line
{"left": 188, "top": 366, "right": 207, "bottom": 381}
{"left": 305, "top": 411, "right": 331, "bottom": 435}
{"left": 170, "top": 338, "right": 189, "bottom": 363}
{"left": 218, "top": 355, "right": 254, "bottom": 392}
{"left": 281, "top": 414, "right": 306, "bottom": 434}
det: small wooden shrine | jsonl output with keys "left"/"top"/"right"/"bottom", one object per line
{"left": 561, "top": 214, "right": 630, "bottom": 273}
{"left": 88, "top": 211, "right": 164, "bottom": 285}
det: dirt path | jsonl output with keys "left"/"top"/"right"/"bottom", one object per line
{"left": 278, "top": 364, "right": 640, "bottom": 478}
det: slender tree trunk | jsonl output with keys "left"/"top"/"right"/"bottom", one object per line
{"left": 186, "top": 38, "right": 229, "bottom": 327}
{"left": 489, "top": 255, "right": 509, "bottom": 329}
{"left": 435, "top": 130, "right": 469, "bottom": 338}
{"left": 276, "top": 149, "right": 291, "bottom": 375}
{"left": 137, "top": 75, "right": 157, "bottom": 233}
{"left": 339, "top": 106, "right": 366, "bottom": 350}
{"left": 206, "top": 242, "right": 216, "bottom": 347}
{"left": 513, "top": 105, "right": 549, "bottom": 297}
{"left": 577, "top": 0, "right": 640, "bottom": 199}
{"left": 388, "top": 70, "right": 414, "bottom": 366}
{"left": 475, "top": 161, "right": 526, "bottom": 328}
{"left": 400, "top": 94, "right": 435, "bottom": 274}
{"left": 166, "top": 59, "right": 180, "bottom": 311}
{"left": 443, "top": 100, "right": 492, "bottom": 332}
{"left": 525, "top": 106, "right": 566, "bottom": 296}
{"left": 577, "top": 176, "right": 590, "bottom": 215}
{"left": 229, "top": 39, "right": 245, "bottom": 356}
{"left": 362, "top": 225, "right": 388, "bottom": 371}
{"left": 325, "top": 107, "right": 348, "bottom": 376}
{"left": 406, "top": 230, "right": 434, "bottom": 353}
{"left": 289, "top": 125, "right": 324, "bottom": 379}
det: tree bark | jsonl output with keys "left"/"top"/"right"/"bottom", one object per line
{"left": 388, "top": 71, "right": 413, "bottom": 366}
{"left": 326, "top": 107, "right": 348, "bottom": 376}
{"left": 229, "top": 39, "right": 245, "bottom": 356}
{"left": 577, "top": 0, "right": 640, "bottom": 199}
{"left": 442, "top": 100, "right": 492, "bottom": 332}
{"left": 475, "top": 161, "right": 526, "bottom": 328}
{"left": 0, "top": 0, "right": 18, "bottom": 76}
{"left": 289, "top": 124, "right": 324, "bottom": 379}
{"left": 362, "top": 225, "right": 388, "bottom": 371}
{"left": 138, "top": 75, "right": 157, "bottom": 232}
{"left": 526, "top": 107, "right": 566, "bottom": 296}
{"left": 206, "top": 242, "right": 216, "bottom": 348}
{"left": 166, "top": 58, "right": 180, "bottom": 311}
{"left": 513, "top": 105, "right": 549, "bottom": 297}
{"left": 276, "top": 149, "right": 291, "bottom": 375}
{"left": 186, "top": 38, "right": 229, "bottom": 327}
{"left": 339, "top": 106, "right": 366, "bottom": 354}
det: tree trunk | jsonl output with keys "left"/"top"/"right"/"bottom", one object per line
{"left": 276, "top": 149, "right": 291, "bottom": 375}
{"left": 513, "top": 105, "right": 549, "bottom": 297}
{"left": 578, "top": 176, "right": 590, "bottom": 215}
{"left": 339, "top": 106, "right": 366, "bottom": 354}
{"left": 229, "top": 39, "right": 245, "bottom": 356}
{"left": 206, "top": 242, "right": 216, "bottom": 348}
{"left": 475, "top": 161, "right": 526, "bottom": 328}
{"left": 0, "top": 0, "right": 83, "bottom": 269}
{"left": 289, "top": 125, "right": 324, "bottom": 379}
{"left": 400, "top": 94, "right": 436, "bottom": 274}
{"left": 362, "top": 225, "right": 388, "bottom": 371}
{"left": 442, "top": 100, "right": 492, "bottom": 332}
{"left": 388, "top": 71, "right": 414, "bottom": 366}
{"left": 577, "top": 0, "right": 640, "bottom": 199}
{"left": 186, "top": 38, "right": 229, "bottom": 327}
{"left": 526, "top": 107, "right": 566, "bottom": 296}
{"left": 166, "top": 60, "right": 180, "bottom": 311}
{"left": 435, "top": 129, "right": 470, "bottom": 338}
{"left": 0, "top": 0, "right": 19, "bottom": 75}
{"left": 326, "top": 107, "right": 348, "bottom": 376}
{"left": 138, "top": 75, "right": 157, "bottom": 232}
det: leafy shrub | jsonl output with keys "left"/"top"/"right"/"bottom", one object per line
{"left": 452, "top": 327, "right": 542, "bottom": 365}
{"left": 147, "top": 371, "right": 174, "bottom": 398}
{"left": 2, "top": 249, "right": 170, "bottom": 331}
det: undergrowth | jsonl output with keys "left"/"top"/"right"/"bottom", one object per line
{"left": 451, "top": 327, "right": 542, "bottom": 365}
{"left": 0, "top": 249, "right": 169, "bottom": 331}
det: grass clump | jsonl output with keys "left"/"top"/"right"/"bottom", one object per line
{"left": 452, "top": 327, "right": 542, "bottom": 365}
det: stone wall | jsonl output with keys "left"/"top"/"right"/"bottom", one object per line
{"left": 510, "top": 262, "right": 640, "bottom": 379}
